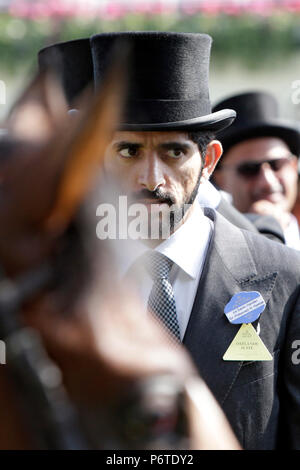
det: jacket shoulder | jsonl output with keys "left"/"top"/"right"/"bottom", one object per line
{"left": 242, "top": 225, "right": 300, "bottom": 277}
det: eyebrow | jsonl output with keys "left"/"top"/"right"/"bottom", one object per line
{"left": 113, "top": 141, "right": 143, "bottom": 151}
{"left": 158, "top": 142, "right": 193, "bottom": 152}
{"left": 113, "top": 140, "right": 193, "bottom": 151}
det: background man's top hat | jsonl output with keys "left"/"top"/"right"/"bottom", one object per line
{"left": 213, "top": 91, "right": 300, "bottom": 157}
{"left": 38, "top": 38, "right": 93, "bottom": 106}
{"left": 38, "top": 31, "right": 236, "bottom": 132}
{"left": 90, "top": 31, "right": 235, "bottom": 132}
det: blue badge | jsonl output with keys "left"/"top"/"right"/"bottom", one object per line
{"left": 224, "top": 291, "right": 266, "bottom": 324}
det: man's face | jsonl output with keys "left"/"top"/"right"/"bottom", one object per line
{"left": 104, "top": 130, "right": 221, "bottom": 240}
{"left": 214, "top": 137, "right": 298, "bottom": 214}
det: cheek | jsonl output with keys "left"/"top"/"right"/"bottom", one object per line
{"left": 104, "top": 154, "right": 135, "bottom": 191}
{"left": 174, "top": 160, "right": 201, "bottom": 196}
{"left": 103, "top": 151, "right": 122, "bottom": 176}
{"left": 228, "top": 175, "right": 253, "bottom": 201}
{"left": 281, "top": 170, "right": 298, "bottom": 199}
{"left": 282, "top": 169, "right": 298, "bottom": 189}
{"left": 223, "top": 172, "right": 243, "bottom": 192}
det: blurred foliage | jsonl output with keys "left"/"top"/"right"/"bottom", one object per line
{"left": 0, "top": 12, "right": 300, "bottom": 74}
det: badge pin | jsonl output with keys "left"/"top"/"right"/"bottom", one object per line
{"left": 223, "top": 323, "right": 272, "bottom": 361}
{"left": 224, "top": 291, "right": 266, "bottom": 324}
{"left": 223, "top": 291, "right": 272, "bottom": 361}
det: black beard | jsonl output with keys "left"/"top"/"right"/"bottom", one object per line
{"left": 134, "top": 168, "right": 203, "bottom": 240}
{"left": 169, "top": 167, "right": 203, "bottom": 233}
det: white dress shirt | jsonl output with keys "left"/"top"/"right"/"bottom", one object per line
{"left": 120, "top": 203, "right": 212, "bottom": 340}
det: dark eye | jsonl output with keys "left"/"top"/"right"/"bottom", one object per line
{"left": 166, "top": 148, "right": 184, "bottom": 159}
{"left": 119, "top": 147, "right": 138, "bottom": 158}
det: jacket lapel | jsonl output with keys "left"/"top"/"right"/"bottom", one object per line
{"left": 183, "top": 208, "right": 277, "bottom": 405}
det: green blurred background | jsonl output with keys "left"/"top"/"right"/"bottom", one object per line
{"left": 0, "top": 1, "right": 300, "bottom": 121}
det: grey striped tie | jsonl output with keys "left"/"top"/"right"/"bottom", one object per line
{"left": 146, "top": 251, "right": 181, "bottom": 342}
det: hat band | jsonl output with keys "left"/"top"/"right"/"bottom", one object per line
{"left": 122, "top": 97, "right": 211, "bottom": 125}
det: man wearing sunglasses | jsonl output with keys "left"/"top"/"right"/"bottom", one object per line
{"left": 212, "top": 92, "right": 300, "bottom": 249}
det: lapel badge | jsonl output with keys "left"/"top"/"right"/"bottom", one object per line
{"left": 223, "top": 291, "right": 272, "bottom": 361}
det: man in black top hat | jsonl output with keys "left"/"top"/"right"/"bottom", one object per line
{"left": 212, "top": 91, "right": 300, "bottom": 249}
{"left": 38, "top": 38, "right": 284, "bottom": 244}
{"left": 39, "top": 32, "right": 300, "bottom": 449}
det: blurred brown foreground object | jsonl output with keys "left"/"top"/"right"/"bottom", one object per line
{"left": 0, "top": 60, "right": 241, "bottom": 450}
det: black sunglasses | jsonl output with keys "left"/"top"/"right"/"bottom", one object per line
{"left": 221, "top": 156, "right": 294, "bottom": 178}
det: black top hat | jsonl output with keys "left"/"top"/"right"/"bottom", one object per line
{"left": 38, "top": 32, "right": 235, "bottom": 132}
{"left": 89, "top": 31, "right": 235, "bottom": 132}
{"left": 38, "top": 38, "right": 93, "bottom": 106}
{"left": 213, "top": 91, "right": 300, "bottom": 157}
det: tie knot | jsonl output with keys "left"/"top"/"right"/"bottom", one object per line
{"left": 145, "top": 251, "right": 173, "bottom": 280}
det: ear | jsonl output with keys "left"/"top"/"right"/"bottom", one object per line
{"left": 5, "top": 70, "right": 68, "bottom": 142}
{"left": 200, "top": 140, "right": 223, "bottom": 182}
{"left": 290, "top": 154, "right": 298, "bottom": 172}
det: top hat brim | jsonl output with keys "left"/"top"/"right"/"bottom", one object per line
{"left": 219, "top": 119, "right": 300, "bottom": 157}
{"left": 118, "top": 109, "right": 236, "bottom": 133}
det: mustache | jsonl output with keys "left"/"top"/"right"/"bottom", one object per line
{"left": 131, "top": 188, "right": 175, "bottom": 206}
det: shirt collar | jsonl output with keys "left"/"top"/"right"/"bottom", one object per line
{"left": 155, "top": 203, "right": 212, "bottom": 279}
{"left": 197, "top": 180, "right": 221, "bottom": 209}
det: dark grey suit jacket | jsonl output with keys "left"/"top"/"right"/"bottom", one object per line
{"left": 183, "top": 208, "right": 300, "bottom": 450}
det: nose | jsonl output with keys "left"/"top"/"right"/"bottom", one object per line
{"left": 137, "top": 152, "right": 165, "bottom": 192}
{"left": 256, "top": 162, "right": 281, "bottom": 191}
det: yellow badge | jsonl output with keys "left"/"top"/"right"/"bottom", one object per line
{"left": 223, "top": 323, "right": 273, "bottom": 361}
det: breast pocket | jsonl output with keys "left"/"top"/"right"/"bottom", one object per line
{"left": 235, "top": 349, "right": 280, "bottom": 387}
